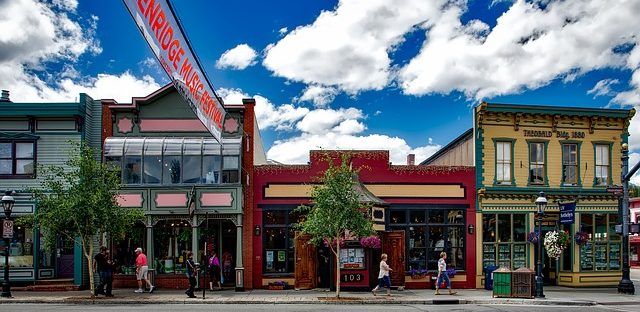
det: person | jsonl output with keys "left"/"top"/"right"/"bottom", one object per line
{"left": 221, "top": 251, "right": 233, "bottom": 283}
{"left": 185, "top": 251, "right": 197, "bottom": 298}
{"left": 208, "top": 252, "right": 222, "bottom": 291}
{"left": 93, "top": 246, "right": 111, "bottom": 297}
{"left": 371, "top": 253, "right": 393, "bottom": 296}
{"left": 134, "top": 247, "right": 155, "bottom": 294}
{"left": 435, "top": 251, "right": 456, "bottom": 295}
{"left": 103, "top": 249, "right": 115, "bottom": 297}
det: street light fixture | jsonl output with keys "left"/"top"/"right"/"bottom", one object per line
{"left": 619, "top": 143, "right": 635, "bottom": 294}
{"left": 534, "top": 191, "right": 547, "bottom": 298}
{"left": 1, "top": 190, "right": 15, "bottom": 298}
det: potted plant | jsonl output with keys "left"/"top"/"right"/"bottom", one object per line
{"left": 267, "top": 280, "right": 288, "bottom": 290}
{"left": 574, "top": 231, "right": 589, "bottom": 246}
{"left": 527, "top": 231, "right": 539, "bottom": 244}
{"left": 543, "top": 230, "right": 570, "bottom": 259}
{"left": 407, "top": 268, "right": 428, "bottom": 279}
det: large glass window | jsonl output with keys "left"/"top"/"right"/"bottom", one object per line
{"left": 263, "top": 208, "right": 301, "bottom": 274}
{"left": 142, "top": 138, "right": 162, "bottom": 184}
{"left": 153, "top": 220, "right": 192, "bottom": 275}
{"left": 0, "top": 223, "right": 34, "bottom": 269}
{"left": 562, "top": 143, "right": 578, "bottom": 186}
{"left": 529, "top": 142, "right": 545, "bottom": 185}
{"left": 496, "top": 141, "right": 511, "bottom": 184}
{"left": 482, "top": 213, "right": 527, "bottom": 269}
{"left": 0, "top": 140, "right": 36, "bottom": 177}
{"left": 203, "top": 139, "right": 221, "bottom": 184}
{"left": 389, "top": 207, "right": 465, "bottom": 272}
{"left": 595, "top": 144, "right": 609, "bottom": 186}
{"left": 183, "top": 139, "right": 202, "bottom": 183}
{"left": 123, "top": 138, "right": 143, "bottom": 184}
{"left": 580, "top": 213, "right": 621, "bottom": 271}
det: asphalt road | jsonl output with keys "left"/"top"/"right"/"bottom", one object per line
{"left": 0, "top": 305, "right": 639, "bottom": 312}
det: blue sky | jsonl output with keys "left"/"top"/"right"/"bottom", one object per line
{"left": 2, "top": 0, "right": 640, "bottom": 169}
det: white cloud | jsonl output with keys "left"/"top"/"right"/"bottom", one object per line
{"left": 215, "top": 44, "right": 258, "bottom": 70}
{"left": 0, "top": 0, "right": 159, "bottom": 103}
{"left": 587, "top": 79, "right": 619, "bottom": 98}
{"left": 399, "top": 0, "right": 640, "bottom": 100}
{"left": 296, "top": 108, "right": 364, "bottom": 134}
{"left": 263, "top": 0, "right": 445, "bottom": 94}
{"left": 278, "top": 27, "right": 288, "bottom": 35}
{"left": 296, "top": 85, "right": 338, "bottom": 107}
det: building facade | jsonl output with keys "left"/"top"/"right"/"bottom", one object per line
{"left": 474, "top": 102, "right": 634, "bottom": 287}
{"left": 102, "top": 84, "right": 264, "bottom": 290}
{"left": 253, "top": 150, "right": 476, "bottom": 289}
{"left": 0, "top": 90, "right": 102, "bottom": 286}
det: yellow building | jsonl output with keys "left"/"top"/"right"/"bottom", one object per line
{"left": 474, "top": 102, "right": 635, "bottom": 287}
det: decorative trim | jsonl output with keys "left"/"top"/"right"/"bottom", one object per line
{"left": 117, "top": 117, "right": 133, "bottom": 134}
{"left": 139, "top": 119, "right": 207, "bottom": 132}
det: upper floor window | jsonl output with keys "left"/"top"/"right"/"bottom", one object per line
{"left": 104, "top": 137, "right": 241, "bottom": 185}
{"left": 562, "top": 143, "right": 578, "bottom": 186}
{"left": 595, "top": 144, "right": 609, "bottom": 186}
{"left": 529, "top": 142, "right": 545, "bottom": 185}
{"left": 495, "top": 141, "right": 512, "bottom": 184}
{"left": 0, "top": 140, "right": 36, "bottom": 178}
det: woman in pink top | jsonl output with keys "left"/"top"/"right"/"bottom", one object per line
{"left": 208, "top": 252, "right": 222, "bottom": 291}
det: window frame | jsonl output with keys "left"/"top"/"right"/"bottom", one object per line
{"left": 0, "top": 139, "right": 37, "bottom": 179}
{"left": 593, "top": 142, "right": 612, "bottom": 187}
{"left": 579, "top": 212, "right": 621, "bottom": 272}
{"left": 492, "top": 138, "right": 516, "bottom": 186}
{"left": 262, "top": 206, "right": 300, "bottom": 275}
{"left": 527, "top": 140, "right": 548, "bottom": 186}
{"left": 561, "top": 141, "right": 581, "bottom": 186}
{"left": 481, "top": 213, "right": 528, "bottom": 270}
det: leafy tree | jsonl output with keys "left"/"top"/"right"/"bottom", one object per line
{"left": 629, "top": 183, "right": 640, "bottom": 198}
{"left": 25, "top": 143, "right": 143, "bottom": 296}
{"left": 296, "top": 155, "right": 375, "bottom": 298}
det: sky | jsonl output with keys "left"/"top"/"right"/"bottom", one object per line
{"left": 2, "top": 0, "right": 640, "bottom": 177}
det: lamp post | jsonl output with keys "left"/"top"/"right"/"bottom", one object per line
{"left": 1, "top": 190, "right": 15, "bottom": 298}
{"left": 618, "top": 143, "right": 635, "bottom": 294}
{"left": 535, "top": 191, "right": 547, "bottom": 298}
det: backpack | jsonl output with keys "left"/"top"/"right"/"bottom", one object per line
{"left": 208, "top": 256, "right": 215, "bottom": 268}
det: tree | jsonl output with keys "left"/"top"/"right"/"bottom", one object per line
{"left": 296, "top": 155, "right": 375, "bottom": 298}
{"left": 26, "top": 143, "right": 143, "bottom": 296}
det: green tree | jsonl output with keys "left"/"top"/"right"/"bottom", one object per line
{"left": 629, "top": 183, "right": 640, "bottom": 198}
{"left": 296, "top": 155, "right": 375, "bottom": 298}
{"left": 27, "top": 143, "right": 143, "bottom": 296}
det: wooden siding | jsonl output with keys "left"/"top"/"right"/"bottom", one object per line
{"left": 427, "top": 137, "right": 473, "bottom": 166}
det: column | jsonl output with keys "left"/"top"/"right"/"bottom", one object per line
{"left": 235, "top": 215, "right": 244, "bottom": 291}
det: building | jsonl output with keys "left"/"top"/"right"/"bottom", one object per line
{"left": 101, "top": 84, "right": 264, "bottom": 290}
{"left": 474, "top": 102, "right": 634, "bottom": 287}
{"left": 252, "top": 150, "right": 476, "bottom": 289}
{"left": 0, "top": 89, "right": 103, "bottom": 287}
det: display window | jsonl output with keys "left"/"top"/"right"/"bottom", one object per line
{"left": 0, "top": 223, "right": 34, "bottom": 268}
{"left": 262, "top": 208, "right": 301, "bottom": 274}
{"left": 482, "top": 213, "right": 527, "bottom": 269}
{"left": 579, "top": 213, "right": 621, "bottom": 271}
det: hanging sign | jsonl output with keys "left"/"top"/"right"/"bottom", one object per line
{"left": 559, "top": 201, "right": 576, "bottom": 224}
{"left": 2, "top": 220, "right": 13, "bottom": 239}
{"left": 123, "top": 0, "right": 226, "bottom": 142}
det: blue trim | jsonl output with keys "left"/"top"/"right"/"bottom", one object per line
{"left": 73, "top": 236, "right": 83, "bottom": 286}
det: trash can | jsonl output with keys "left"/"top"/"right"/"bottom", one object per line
{"left": 511, "top": 267, "right": 535, "bottom": 298}
{"left": 484, "top": 265, "right": 499, "bottom": 290}
{"left": 492, "top": 267, "right": 512, "bottom": 298}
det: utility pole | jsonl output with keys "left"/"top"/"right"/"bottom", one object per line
{"left": 619, "top": 143, "right": 635, "bottom": 295}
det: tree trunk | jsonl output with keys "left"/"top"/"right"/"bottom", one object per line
{"left": 82, "top": 237, "right": 95, "bottom": 297}
{"left": 335, "top": 242, "right": 341, "bottom": 298}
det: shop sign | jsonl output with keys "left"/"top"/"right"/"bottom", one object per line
{"left": 341, "top": 273, "right": 364, "bottom": 283}
{"left": 123, "top": 0, "right": 226, "bottom": 142}
{"left": 2, "top": 220, "right": 13, "bottom": 239}
{"left": 559, "top": 201, "right": 576, "bottom": 224}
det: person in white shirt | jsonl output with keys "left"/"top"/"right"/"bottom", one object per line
{"left": 371, "top": 253, "right": 393, "bottom": 296}
{"left": 435, "top": 251, "right": 456, "bottom": 295}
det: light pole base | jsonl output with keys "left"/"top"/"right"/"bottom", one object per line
{"left": 535, "top": 275, "right": 545, "bottom": 298}
{"left": 618, "top": 278, "right": 635, "bottom": 295}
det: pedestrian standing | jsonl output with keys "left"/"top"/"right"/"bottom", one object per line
{"left": 186, "top": 251, "right": 197, "bottom": 298}
{"left": 93, "top": 246, "right": 108, "bottom": 296}
{"left": 103, "top": 249, "right": 115, "bottom": 297}
{"left": 371, "top": 253, "right": 393, "bottom": 296}
{"left": 208, "top": 252, "right": 222, "bottom": 291}
{"left": 435, "top": 251, "right": 456, "bottom": 295}
{"left": 134, "top": 247, "right": 155, "bottom": 293}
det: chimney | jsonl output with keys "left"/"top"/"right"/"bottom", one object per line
{"left": 407, "top": 154, "right": 415, "bottom": 166}
{"left": 0, "top": 90, "right": 10, "bottom": 102}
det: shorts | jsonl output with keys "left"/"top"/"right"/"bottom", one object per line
{"left": 137, "top": 265, "right": 149, "bottom": 280}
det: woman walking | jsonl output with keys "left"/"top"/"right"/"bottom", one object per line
{"left": 435, "top": 251, "right": 456, "bottom": 295}
{"left": 371, "top": 253, "right": 393, "bottom": 296}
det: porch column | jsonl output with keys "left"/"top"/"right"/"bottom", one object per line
{"left": 235, "top": 214, "right": 244, "bottom": 291}
{"left": 192, "top": 215, "right": 199, "bottom": 288}
{"left": 146, "top": 219, "right": 153, "bottom": 269}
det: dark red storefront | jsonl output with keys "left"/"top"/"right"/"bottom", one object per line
{"left": 252, "top": 150, "right": 476, "bottom": 289}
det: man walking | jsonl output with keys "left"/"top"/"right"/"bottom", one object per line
{"left": 93, "top": 246, "right": 109, "bottom": 296}
{"left": 134, "top": 247, "right": 155, "bottom": 293}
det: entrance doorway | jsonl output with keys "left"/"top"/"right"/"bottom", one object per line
{"left": 535, "top": 213, "right": 559, "bottom": 286}
{"left": 200, "top": 219, "right": 237, "bottom": 286}
{"left": 56, "top": 237, "right": 74, "bottom": 278}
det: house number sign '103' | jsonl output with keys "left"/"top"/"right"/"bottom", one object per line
{"left": 341, "top": 273, "right": 364, "bottom": 282}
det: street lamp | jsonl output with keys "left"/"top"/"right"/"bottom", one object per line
{"left": 1, "top": 190, "right": 15, "bottom": 298}
{"left": 535, "top": 191, "right": 547, "bottom": 298}
{"left": 619, "top": 143, "right": 635, "bottom": 294}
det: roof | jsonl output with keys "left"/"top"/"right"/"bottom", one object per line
{"left": 351, "top": 173, "right": 387, "bottom": 206}
{"left": 476, "top": 102, "right": 635, "bottom": 119}
{"left": 420, "top": 128, "right": 473, "bottom": 165}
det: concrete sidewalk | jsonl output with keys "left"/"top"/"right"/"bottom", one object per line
{"left": 0, "top": 286, "right": 637, "bottom": 306}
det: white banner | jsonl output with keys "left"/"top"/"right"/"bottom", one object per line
{"left": 123, "top": 0, "right": 225, "bottom": 141}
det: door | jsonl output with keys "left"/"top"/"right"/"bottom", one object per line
{"left": 294, "top": 233, "right": 317, "bottom": 289}
{"left": 382, "top": 230, "right": 405, "bottom": 286}
{"left": 56, "top": 237, "right": 74, "bottom": 278}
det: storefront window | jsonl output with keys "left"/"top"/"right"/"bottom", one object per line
{"left": 123, "top": 138, "right": 143, "bottom": 184}
{"left": 482, "top": 213, "right": 527, "bottom": 269}
{"left": 112, "top": 222, "right": 146, "bottom": 275}
{"left": 580, "top": 213, "right": 621, "bottom": 271}
{"left": 0, "top": 224, "right": 34, "bottom": 269}
{"left": 153, "top": 220, "right": 192, "bottom": 275}
{"left": 388, "top": 206, "right": 466, "bottom": 272}
{"left": 263, "top": 208, "right": 301, "bottom": 274}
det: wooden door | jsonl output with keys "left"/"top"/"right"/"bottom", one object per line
{"left": 294, "top": 233, "right": 317, "bottom": 289}
{"left": 382, "top": 231, "right": 405, "bottom": 286}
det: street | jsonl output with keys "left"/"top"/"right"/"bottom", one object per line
{"left": 1, "top": 304, "right": 639, "bottom": 312}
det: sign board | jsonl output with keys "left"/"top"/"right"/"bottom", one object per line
{"left": 559, "top": 201, "right": 576, "bottom": 225}
{"left": 123, "top": 0, "right": 226, "bottom": 142}
{"left": 607, "top": 186, "right": 623, "bottom": 195}
{"left": 3, "top": 220, "right": 13, "bottom": 239}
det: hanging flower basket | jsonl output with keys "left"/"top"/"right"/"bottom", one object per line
{"left": 574, "top": 231, "right": 589, "bottom": 246}
{"left": 544, "top": 230, "right": 570, "bottom": 259}
{"left": 527, "top": 231, "right": 539, "bottom": 244}
{"left": 359, "top": 235, "right": 381, "bottom": 249}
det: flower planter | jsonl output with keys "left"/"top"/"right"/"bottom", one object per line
{"left": 410, "top": 273, "right": 428, "bottom": 280}
{"left": 267, "top": 285, "right": 285, "bottom": 290}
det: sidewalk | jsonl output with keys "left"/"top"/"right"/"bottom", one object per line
{"left": 0, "top": 286, "right": 637, "bottom": 306}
